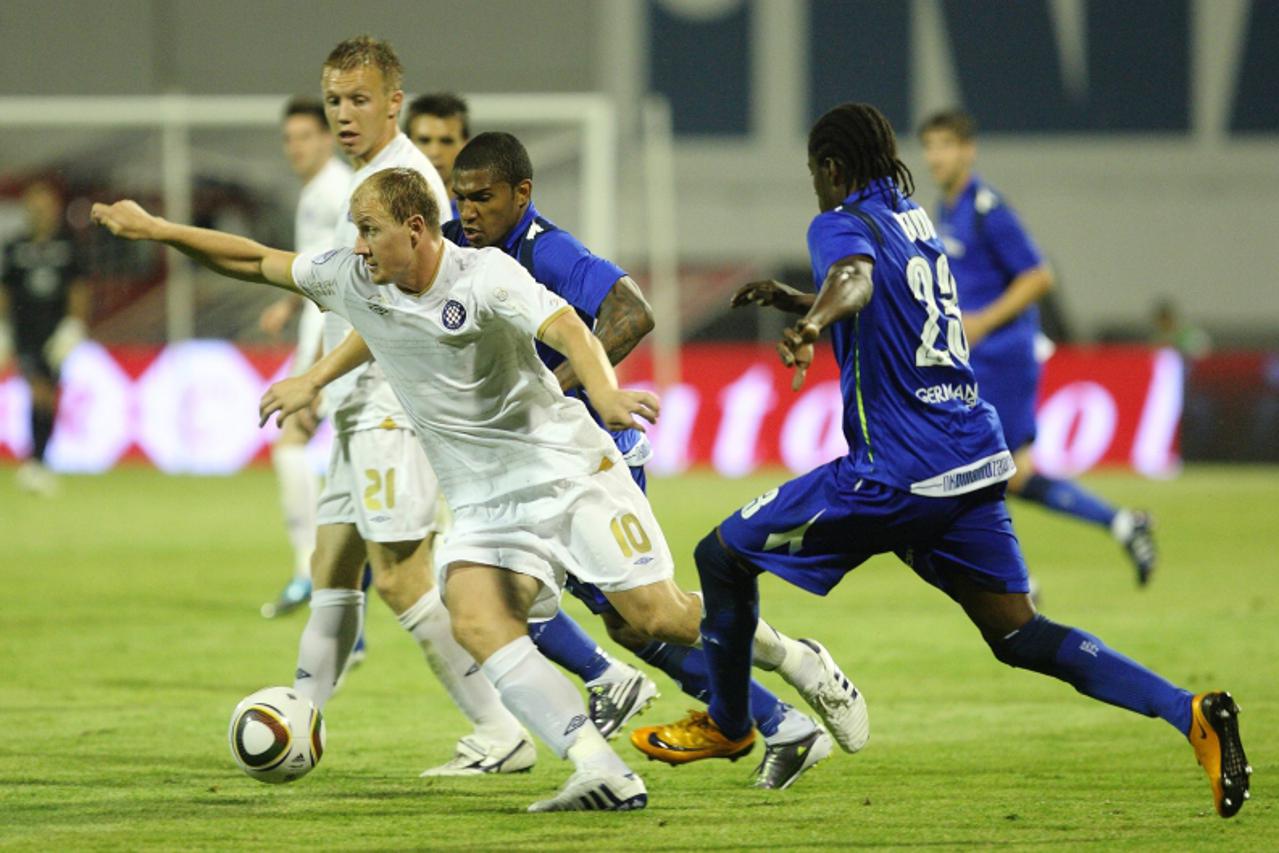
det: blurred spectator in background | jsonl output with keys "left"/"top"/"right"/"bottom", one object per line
{"left": 1150, "top": 296, "right": 1211, "bottom": 360}
{"left": 405, "top": 92, "right": 470, "bottom": 219}
{"left": 0, "top": 180, "right": 90, "bottom": 496}
{"left": 919, "top": 109, "right": 1158, "bottom": 587}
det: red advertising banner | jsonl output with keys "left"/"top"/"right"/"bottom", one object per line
{"left": 622, "top": 344, "right": 1182, "bottom": 478}
{"left": 1, "top": 342, "right": 1182, "bottom": 477}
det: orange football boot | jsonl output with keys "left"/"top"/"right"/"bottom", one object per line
{"left": 1189, "top": 691, "right": 1251, "bottom": 817}
{"left": 630, "top": 710, "right": 755, "bottom": 765}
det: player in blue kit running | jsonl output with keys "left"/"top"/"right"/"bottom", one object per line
{"left": 919, "top": 109, "right": 1157, "bottom": 585}
{"left": 445, "top": 132, "right": 865, "bottom": 788}
{"left": 645, "top": 102, "right": 1249, "bottom": 815}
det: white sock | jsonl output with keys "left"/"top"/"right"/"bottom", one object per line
{"left": 753, "top": 619, "right": 822, "bottom": 691}
{"left": 1110, "top": 508, "right": 1135, "bottom": 542}
{"left": 293, "top": 587, "right": 363, "bottom": 710}
{"left": 586, "top": 659, "right": 632, "bottom": 687}
{"left": 397, "top": 589, "right": 524, "bottom": 745}
{"left": 271, "top": 444, "right": 318, "bottom": 580}
{"left": 480, "top": 636, "right": 628, "bottom": 775}
{"left": 765, "top": 704, "right": 819, "bottom": 746}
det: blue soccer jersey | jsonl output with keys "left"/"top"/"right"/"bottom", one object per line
{"left": 443, "top": 202, "right": 647, "bottom": 464}
{"left": 935, "top": 176, "right": 1046, "bottom": 449}
{"left": 809, "top": 179, "right": 1011, "bottom": 496}
{"left": 716, "top": 178, "right": 1026, "bottom": 599}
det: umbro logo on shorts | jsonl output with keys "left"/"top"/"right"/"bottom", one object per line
{"left": 563, "top": 714, "right": 588, "bottom": 737}
{"left": 442, "top": 299, "right": 467, "bottom": 330}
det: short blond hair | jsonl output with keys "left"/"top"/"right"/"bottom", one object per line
{"left": 353, "top": 168, "right": 441, "bottom": 233}
{"left": 323, "top": 35, "right": 403, "bottom": 93}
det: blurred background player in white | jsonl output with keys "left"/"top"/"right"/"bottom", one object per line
{"left": 259, "top": 98, "right": 352, "bottom": 619}
{"left": 286, "top": 36, "right": 534, "bottom": 776}
{"left": 0, "top": 179, "right": 90, "bottom": 496}
{"left": 405, "top": 92, "right": 469, "bottom": 221}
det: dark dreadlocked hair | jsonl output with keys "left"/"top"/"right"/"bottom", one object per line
{"left": 808, "top": 102, "right": 914, "bottom": 205}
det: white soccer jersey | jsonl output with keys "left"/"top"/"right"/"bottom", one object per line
{"left": 292, "top": 241, "right": 619, "bottom": 509}
{"left": 294, "top": 156, "right": 352, "bottom": 369}
{"left": 295, "top": 156, "right": 352, "bottom": 254}
{"left": 322, "top": 132, "right": 452, "bottom": 434}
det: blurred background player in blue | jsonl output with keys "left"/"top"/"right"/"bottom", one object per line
{"left": 919, "top": 110, "right": 1157, "bottom": 586}
{"left": 405, "top": 92, "right": 469, "bottom": 222}
{"left": 671, "top": 102, "right": 1247, "bottom": 816}
{"left": 447, "top": 132, "right": 860, "bottom": 788}
{"left": 0, "top": 179, "right": 90, "bottom": 497}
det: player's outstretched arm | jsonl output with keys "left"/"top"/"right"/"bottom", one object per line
{"left": 540, "top": 308, "right": 660, "bottom": 431}
{"left": 553, "top": 275, "right": 654, "bottom": 392}
{"left": 259, "top": 330, "right": 373, "bottom": 427}
{"left": 91, "top": 200, "right": 300, "bottom": 293}
{"left": 731, "top": 279, "right": 816, "bottom": 315}
{"left": 778, "top": 256, "right": 874, "bottom": 391}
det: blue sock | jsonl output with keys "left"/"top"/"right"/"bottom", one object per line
{"left": 634, "top": 640, "right": 785, "bottom": 735}
{"left": 528, "top": 610, "right": 611, "bottom": 682}
{"left": 993, "top": 615, "right": 1193, "bottom": 734}
{"left": 694, "top": 530, "right": 759, "bottom": 741}
{"left": 1020, "top": 474, "right": 1117, "bottom": 528}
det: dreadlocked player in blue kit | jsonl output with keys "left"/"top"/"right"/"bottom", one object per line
{"left": 919, "top": 109, "right": 1156, "bottom": 586}
{"left": 641, "top": 102, "right": 1249, "bottom": 816}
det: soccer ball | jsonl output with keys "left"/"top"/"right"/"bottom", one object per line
{"left": 228, "top": 686, "right": 325, "bottom": 783}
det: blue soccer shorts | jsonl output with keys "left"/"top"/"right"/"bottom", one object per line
{"left": 718, "top": 456, "right": 1030, "bottom": 598}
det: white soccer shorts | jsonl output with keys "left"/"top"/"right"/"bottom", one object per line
{"left": 434, "top": 458, "right": 676, "bottom": 620}
{"left": 316, "top": 427, "right": 439, "bottom": 542}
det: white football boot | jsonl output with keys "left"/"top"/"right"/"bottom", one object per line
{"left": 527, "top": 768, "right": 648, "bottom": 813}
{"left": 420, "top": 735, "right": 536, "bottom": 777}
{"left": 783, "top": 639, "right": 869, "bottom": 753}
{"left": 585, "top": 664, "right": 659, "bottom": 739}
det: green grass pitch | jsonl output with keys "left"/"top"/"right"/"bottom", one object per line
{"left": 1, "top": 465, "right": 1276, "bottom": 849}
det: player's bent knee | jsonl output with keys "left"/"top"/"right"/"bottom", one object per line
{"left": 448, "top": 608, "right": 524, "bottom": 663}
{"left": 310, "top": 528, "right": 366, "bottom": 589}
{"left": 989, "top": 614, "right": 1071, "bottom": 670}
{"left": 694, "top": 529, "right": 754, "bottom": 585}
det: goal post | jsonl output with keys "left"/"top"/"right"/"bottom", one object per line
{"left": 0, "top": 93, "right": 619, "bottom": 341}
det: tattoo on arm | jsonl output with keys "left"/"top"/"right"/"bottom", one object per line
{"left": 555, "top": 276, "right": 654, "bottom": 392}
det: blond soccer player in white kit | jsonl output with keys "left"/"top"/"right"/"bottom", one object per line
{"left": 93, "top": 165, "right": 871, "bottom": 811}
{"left": 258, "top": 98, "right": 352, "bottom": 619}
{"left": 93, "top": 169, "right": 664, "bottom": 811}
{"left": 276, "top": 37, "right": 536, "bottom": 776}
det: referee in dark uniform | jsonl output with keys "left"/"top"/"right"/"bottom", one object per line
{"left": 0, "top": 180, "right": 90, "bottom": 494}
